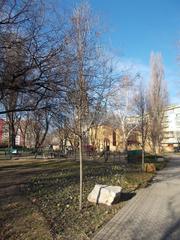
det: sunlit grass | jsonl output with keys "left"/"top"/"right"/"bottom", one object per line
{"left": 0, "top": 158, "right": 166, "bottom": 240}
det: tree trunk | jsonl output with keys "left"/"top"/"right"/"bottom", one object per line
{"left": 9, "top": 113, "right": 16, "bottom": 148}
{"left": 123, "top": 139, "right": 128, "bottom": 153}
{"left": 79, "top": 135, "right": 83, "bottom": 211}
{"left": 23, "top": 137, "right": 26, "bottom": 148}
{"left": 142, "top": 146, "right": 145, "bottom": 171}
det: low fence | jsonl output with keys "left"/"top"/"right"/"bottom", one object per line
{"left": 0, "top": 147, "right": 128, "bottom": 162}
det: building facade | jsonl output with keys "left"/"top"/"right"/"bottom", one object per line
{"left": 89, "top": 105, "right": 180, "bottom": 153}
{"left": 0, "top": 118, "right": 33, "bottom": 147}
{"left": 162, "top": 105, "right": 180, "bottom": 151}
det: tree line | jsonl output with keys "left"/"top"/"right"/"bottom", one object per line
{"left": 0, "top": 0, "right": 168, "bottom": 210}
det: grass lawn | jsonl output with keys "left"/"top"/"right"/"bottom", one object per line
{"left": 0, "top": 158, "right": 166, "bottom": 240}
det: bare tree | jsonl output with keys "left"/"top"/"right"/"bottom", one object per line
{"left": 0, "top": 0, "right": 70, "bottom": 149}
{"left": 0, "top": 32, "right": 27, "bottom": 147}
{"left": 19, "top": 112, "right": 31, "bottom": 147}
{"left": 0, "top": 0, "right": 32, "bottom": 25}
{"left": 61, "top": 3, "right": 113, "bottom": 211}
{"left": 25, "top": 108, "right": 51, "bottom": 157}
{"left": 109, "top": 75, "right": 138, "bottom": 153}
{"left": 147, "top": 52, "right": 168, "bottom": 155}
{"left": 135, "top": 79, "right": 148, "bottom": 170}
{"left": 52, "top": 115, "right": 78, "bottom": 152}
{"left": 0, "top": 0, "right": 68, "bottom": 114}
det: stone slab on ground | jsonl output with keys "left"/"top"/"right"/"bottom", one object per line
{"left": 88, "top": 184, "right": 122, "bottom": 206}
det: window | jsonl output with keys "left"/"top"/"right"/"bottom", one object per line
{"left": 176, "top": 114, "right": 180, "bottom": 128}
{"left": 163, "top": 131, "right": 175, "bottom": 139}
{"left": 112, "top": 131, "right": 116, "bottom": 146}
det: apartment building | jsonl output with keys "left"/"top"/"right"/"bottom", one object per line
{"left": 162, "top": 105, "right": 180, "bottom": 151}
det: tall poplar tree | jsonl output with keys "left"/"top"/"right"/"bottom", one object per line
{"left": 147, "top": 52, "right": 168, "bottom": 154}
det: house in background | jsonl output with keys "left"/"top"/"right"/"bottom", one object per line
{"left": 89, "top": 125, "right": 121, "bottom": 152}
{"left": 89, "top": 124, "right": 140, "bottom": 152}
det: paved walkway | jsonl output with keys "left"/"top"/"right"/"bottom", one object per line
{"left": 93, "top": 155, "right": 180, "bottom": 240}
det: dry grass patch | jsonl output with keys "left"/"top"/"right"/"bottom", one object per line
{"left": 0, "top": 159, "right": 163, "bottom": 240}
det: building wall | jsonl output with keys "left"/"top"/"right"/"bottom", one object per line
{"left": 0, "top": 118, "right": 28, "bottom": 147}
{"left": 0, "top": 119, "right": 9, "bottom": 145}
{"left": 0, "top": 119, "right": 4, "bottom": 144}
{"left": 89, "top": 125, "right": 125, "bottom": 152}
{"left": 162, "top": 105, "right": 180, "bottom": 151}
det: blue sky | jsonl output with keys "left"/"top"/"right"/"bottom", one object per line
{"left": 63, "top": 0, "right": 180, "bottom": 103}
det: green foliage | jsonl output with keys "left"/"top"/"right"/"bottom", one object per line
{"left": 127, "top": 151, "right": 168, "bottom": 172}
{"left": 127, "top": 150, "right": 142, "bottom": 163}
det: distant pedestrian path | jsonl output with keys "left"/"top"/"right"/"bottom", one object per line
{"left": 93, "top": 154, "right": 180, "bottom": 240}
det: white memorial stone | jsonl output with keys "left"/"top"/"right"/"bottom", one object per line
{"left": 88, "top": 184, "right": 122, "bottom": 206}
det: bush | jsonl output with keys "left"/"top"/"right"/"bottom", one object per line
{"left": 127, "top": 150, "right": 164, "bottom": 164}
{"left": 127, "top": 150, "right": 142, "bottom": 163}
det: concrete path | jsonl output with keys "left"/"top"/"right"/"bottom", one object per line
{"left": 93, "top": 155, "right": 180, "bottom": 240}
